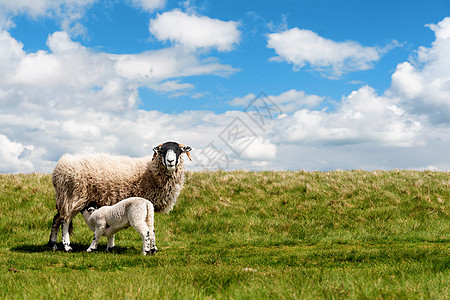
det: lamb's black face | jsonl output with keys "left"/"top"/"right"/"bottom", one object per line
{"left": 153, "top": 142, "right": 192, "bottom": 172}
{"left": 80, "top": 201, "right": 99, "bottom": 215}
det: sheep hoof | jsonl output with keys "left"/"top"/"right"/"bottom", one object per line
{"left": 64, "top": 245, "right": 73, "bottom": 252}
{"left": 106, "top": 246, "right": 115, "bottom": 252}
{"left": 48, "top": 241, "right": 58, "bottom": 251}
{"left": 144, "top": 248, "right": 158, "bottom": 255}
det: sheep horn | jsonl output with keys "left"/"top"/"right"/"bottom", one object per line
{"left": 179, "top": 143, "right": 192, "bottom": 161}
{"left": 186, "top": 152, "right": 192, "bottom": 161}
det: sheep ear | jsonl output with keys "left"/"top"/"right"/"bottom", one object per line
{"left": 180, "top": 145, "right": 192, "bottom": 161}
{"left": 87, "top": 207, "right": 96, "bottom": 213}
{"left": 152, "top": 144, "right": 163, "bottom": 161}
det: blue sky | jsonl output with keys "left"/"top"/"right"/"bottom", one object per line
{"left": 0, "top": 0, "right": 450, "bottom": 173}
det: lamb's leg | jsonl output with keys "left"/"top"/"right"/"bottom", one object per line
{"left": 105, "top": 226, "right": 120, "bottom": 252}
{"left": 61, "top": 220, "right": 73, "bottom": 252}
{"left": 148, "top": 229, "right": 158, "bottom": 255}
{"left": 145, "top": 202, "right": 157, "bottom": 254}
{"left": 138, "top": 227, "right": 157, "bottom": 255}
{"left": 131, "top": 204, "right": 157, "bottom": 255}
{"left": 87, "top": 226, "right": 105, "bottom": 252}
{"left": 133, "top": 222, "right": 152, "bottom": 255}
{"left": 106, "top": 235, "right": 115, "bottom": 252}
{"left": 141, "top": 229, "right": 151, "bottom": 256}
{"left": 48, "top": 213, "right": 61, "bottom": 251}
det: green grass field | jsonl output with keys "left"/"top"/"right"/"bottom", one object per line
{"left": 0, "top": 170, "right": 449, "bottom": 299}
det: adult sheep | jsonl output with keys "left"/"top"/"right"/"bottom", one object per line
{"left": 48, "top": 141, "right": 192, "bottom": 252}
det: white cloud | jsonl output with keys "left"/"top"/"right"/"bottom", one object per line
{"left": 0, "top": 0, "right": 97, "bottom": 34}
{"left": 0, "top": 0, "right": 56, "bottom": 19}
{"left": 0, "top": 30, "right": 237, "bottom": 111}
{"left": 62, "top": 120, "right": 101, "bottom": 140}
{"left": 0, "top": 30, "right": 241, "bottom": 173}
{"left": 113, "top": 47, "right": 237, "bottom": 83}
{"left": 267, "top": 28, "right": 383, "bottom": 78}
{"left": 240, "top": 137, "right": 277, "bottom": 160}
{"left": 149, "top": 10, "right": 240, "bottom": 51}
{"left": 152, "top": 80, "right": 194, "bottom": 93}
{"left": 47, "top": 31, "right": 81, "bottom": 53}
{"left": 255, "top": 18, "right": 450, "bottom": 171}
{"left": 0, "top": 0, "right": 97, "bottom": 17}
{"left": 273, "top": 85, "right": 424, "bottom": 148}
{"left": 230, "top": 89, "right": 323, "bottom": 113}
{"left": 389, "top": 17, "right": 450, "bottom": 123}
{"left": 12, "top": 51, "right": 62, "bottom": 86}
{"left": 129, "top": 0, "right": 165, "bottom": 12}
{"left": 0, "top": 30, "right": 24, "bottom": 75}
{"left": 0, "top": 134, "right": 31, "bottom": 173}
{"left": 261, "top": 17, "right": 450, "bottom": 170}
{"left": 0, "top": 134, "right": 51, "bottom": 173}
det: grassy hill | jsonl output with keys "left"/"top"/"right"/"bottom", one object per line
{"left": 0, "top": 170, "right": 449, "bottom": 299}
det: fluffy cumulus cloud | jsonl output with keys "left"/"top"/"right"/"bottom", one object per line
{"left": 240, "top": 137, "right": 277, "bottom": 161}
{"left": 267, "top": 28, "right": 383, "bottom": 78}
{"left": 0, "top": 134, "right": 34, "bottom": 173}
{"left": 0, "top": 132, "right": 55, "bottom": 173}
{"left": 389, "top": 17, "right": 450, "bottom": 123}
{"left": 1, "top": 29, "right": 236, "bottom": 104}
{"left": 0, "top": 2, "right": 247, "bottom": 173}
{"left": 149, "top": 10, "right": 241, "bottom": 51}
{"left": 274, "top": 86, "right": 424, "bottom": 147}
{"left": 0, "top": 28, "right": 240, "bottom": 173}
{"left": 1, "top": 30, "right": 134, "bottom": 114}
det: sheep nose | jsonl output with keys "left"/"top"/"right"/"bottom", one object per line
{"left": 167, "top": 159, "right": 174, "bottom": 163}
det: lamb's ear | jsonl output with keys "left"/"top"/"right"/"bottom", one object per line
{"left": 152, "top": 144, "right": 163, "bottom": 161}
{"left": 179, "top": 144, "right": 192, "bottom": 161}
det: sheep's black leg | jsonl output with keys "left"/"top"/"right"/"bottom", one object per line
{"left": 48, "top": 213, "right": 61, "bottom": 251}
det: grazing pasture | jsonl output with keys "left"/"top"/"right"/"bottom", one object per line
{"left": 0, "top": 170, "right": 449, "bottom": 299}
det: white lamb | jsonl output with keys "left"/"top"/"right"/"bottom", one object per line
{"left": 81, "top": 197, "right": 158, "bottom": 255}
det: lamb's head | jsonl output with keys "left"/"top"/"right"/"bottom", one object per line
{"left": 80, "top": 202, "right": 99, "bottom": 219}
{"left": 153, "top": 141, "right": 192, "bottom": 172}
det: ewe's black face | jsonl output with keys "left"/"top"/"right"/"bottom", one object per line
{"left": 153, "top": 142, "right": 192, "bottom": 172}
